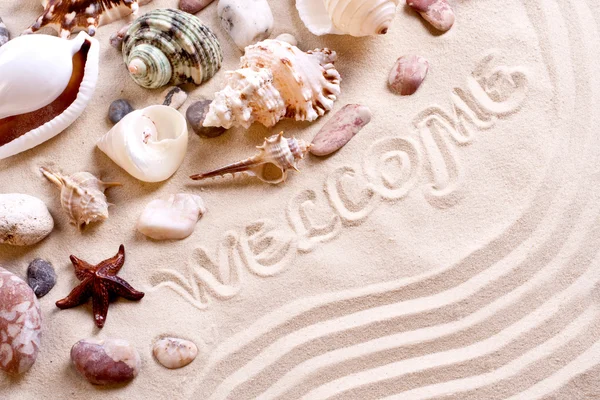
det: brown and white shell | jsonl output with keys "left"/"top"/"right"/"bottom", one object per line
{"left": 24, "top": 0, "right": 153, "bottom": 38}
{"left": 0, "top": 267, "right": 42, "bottom": 375}
{"left": 203, "top": 39, "right": 341, "bottom": 129}
{"left": 40, "top": 167, "right": 121, "bottom": 230}
{"left": 190, "top": 132, "right": 311, "bottom": 184}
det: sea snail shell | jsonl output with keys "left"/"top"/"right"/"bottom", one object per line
{"left": 296, "top": 0, "right": 400, "bottom": 36}
{"left": 97, "top": 105, "right": 188, "bottom": 183}
{"left": 0, "top": 32, "right": 99, "bottom": 160}
{"left": 122, "top": 8, "right": 223, "bottom": 89}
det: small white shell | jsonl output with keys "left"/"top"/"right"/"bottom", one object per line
{"left": 153, "top": 337, "right": 198, "bottom": 369}
{"left": 296, "top": 0, "right": 399, "bottom": 36}
{"left": 97, "top": 105, "right": 188, "bottom": 183}
{"left": 137, "top": 194, "right": 207, "bottom": 240}
{"left": 0, "top": 32, "right": 99, "bottom": 160}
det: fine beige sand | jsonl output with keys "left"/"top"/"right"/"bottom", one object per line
{"left": 2, "top": 0, "right": 600, "bottom": 399}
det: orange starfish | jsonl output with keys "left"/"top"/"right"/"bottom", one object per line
{"left": 56, "top": 245, "right": 144, "bottom": 328}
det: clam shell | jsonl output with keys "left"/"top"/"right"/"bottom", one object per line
{"left": 97, "top": 105, "right": 188, "bottom": 183}
{"left": 0, "top": 32, "right": 99, "bottom": 160}
{"left": 122, "top": 8, "right": 223, "bottom": 89}
{"left": 296, "top": 0, "right": 399, "bottom": 36}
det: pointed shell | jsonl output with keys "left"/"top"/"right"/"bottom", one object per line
{"left": 0, "top": 32, "right": 99, "bottom": 160}
{"left": 203, "top": 39, "right": 341, "bottom": 129}
{"left": 153, "top": 337, "right": 198, "bottom": 369}
{"left": 122, "top": 8, "right": 223, "bottom": 89}
{"left": 296, "top": 0, "right": 400, "bottom": 37}
{"left": 40, "top": 168, "right": 121, "bottom": 230}
{"left": 137, "top": 194, "right": 207, "bottom": 240}
{"left": 97, "top": 105, "right": 188, "bottom": 183}
{"left": 25, "top": 0, "right": 153, "bottom": 38}
{"left": 191, "top": 133, "right": 310, "bottom": 184}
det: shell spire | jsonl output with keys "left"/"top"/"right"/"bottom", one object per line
{"left": 40, "top": 167, "right": 121, "bottom": 230}
{"left": 190, "top": 132, "right": 311, "bottom": 185}
{"left": 203, "top": 39, "right": 341, "bottom": 129}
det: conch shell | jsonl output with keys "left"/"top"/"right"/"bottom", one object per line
{"left": 296, "top": 0, "right": 400, "bottom": 36}
{"left": 40, "top": 167, "right": 121, "bottom": 230}
{"left": 25, "top": 0, "right": 153, "bottom": 38}
{"left": 203, "top": 39, "right": 341, "bottom": 129}
{"left": 97, "top": 105, "right": 188, "bottom": 183}
{"left": 122, "top": 8, "right": 223, "bottom": 89}
{"left": 190, "top": 132, "right": 310, "bottom": 184}
{"left": 0, "top": 32, "right": 99, "bottom": 160}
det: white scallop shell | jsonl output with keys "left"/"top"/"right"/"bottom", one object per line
{"left": 0, "top": 32, "right": 99, "bottom": 160}
{"left": 296, "top": 0, "right": 399, "bottom": 36}
{"left": 97, "top": 105, "right": 188, "bottom": 183}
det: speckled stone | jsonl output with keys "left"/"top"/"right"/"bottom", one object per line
{"left": 310, "top": 104, "right": 372, "bottom": 156}
{"left": 186, "top": 100, "right": 226, "bottom": 138}
{"left": 407, "top": 0, "right": 455, "bottom": 32}
{"left": 71, "top": 338, "right": 141, "bottom": 385}
{"left": 153, "top": 337, "right": 198, "bottom": 369}
{"left": 388, "top": 55, "right": 429, "bottom": 96}
{"left": 0, "top": 267, "right": 42, "bottom": 375}
{"left": 108, "top": 99, "right": 134, "bottom": 124}
{"left": 27, "top": 259, "right": 57, "bottom": 298}
{"left": 0, "top": 194, "right": 54, "bottom": 246}
{"left": 179, "top": 0, "right": 215, "bottom": 14}
{"left": 162, "top": 86, "right": 188, "bottom": 110}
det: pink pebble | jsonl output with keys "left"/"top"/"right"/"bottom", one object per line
{"left": 407, "top": 0, "right": 455, "bottom": 32}
{"left": 310, "top": 104, "right": 372, "bottom": 157}
{"left": 388, "top": 55, "right": 429, "bottom": 96}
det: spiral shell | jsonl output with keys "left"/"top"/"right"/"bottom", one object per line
{"left": 203, "top": 39, "right": 341, "bottom": 129}
{"left": 190, "top": 132, "right": 311, "bottom": 184}
{"left": 296, "top": 0, "right": 399, "bottom": 36}
{"left": 122, "top": 8, "right": 223, "bottom": 89}
{"left": 40, "top": 168, "right": 121, "bottom": 230}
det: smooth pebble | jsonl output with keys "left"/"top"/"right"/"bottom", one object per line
{"left": 407, "top": 0, "right": 455, "bottom": 32}
{"left": 388, "top": 55, "right": 429, "bottom": 96}
{"left": 0, "top": 194, "right": 54, "bottom": 246}
{"left": 310, "top": 104, "right": 372, "bottom": 157}
{"left": 162, "top": 86, "right": 188, "bottom": 110}
{"left": 137, "top": 194, "right": 207, "bottom": 240}
{"left": 179, "top": 0, "right": 215, "bottom": 14}
{"left": 153, "top": 337, "right": 198, "bottom": 369}
{"left": 0, "top": 267, "right": 42, "bottom": 375}
{"left": 71, "top": 338, "right": 141, "bottom": 385}
{"left": 108, "top": 99, "right": 134, "bottom": 124}
{"left": 218, "top": 0, "right": 274, "bottom": 50}
{"left": 186, "top": 100, "right": 226, "bottom": 138}
{"left": 0, "top": 17, "right": 9, "bottom": 48}
{"left": 27, "top": 259, "right": 57, "bottom": 298}
{"left": 275, "top": 33, "right": 297, "bottom": 47}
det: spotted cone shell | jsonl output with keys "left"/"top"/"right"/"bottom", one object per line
{"left": 122, "top": 8, "right": 223, "bottom": 89}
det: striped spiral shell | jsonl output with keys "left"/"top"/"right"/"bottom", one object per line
{"left": 122, "top": 8, "right": 223, "bottom": 89}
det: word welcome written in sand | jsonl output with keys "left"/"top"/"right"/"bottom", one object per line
{"left": 149, "top": 51, "right": 529, "bottom": 310}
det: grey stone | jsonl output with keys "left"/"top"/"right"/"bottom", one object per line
{"left": 27, "top": 258, "right": 57, "bottom": 298}
{"left": 108, "top": 99, "right": 134, "bottom": 124}
{"left": 186, "top": 100, "right": 226, "bottom": 138}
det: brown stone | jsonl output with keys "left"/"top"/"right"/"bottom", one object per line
{"left": 186, "top": 100, "right": 226, "bottom": 138}
{"left": 71, "top": 338, "right": 141, "bottom": 385}
{"left": 310, "top": 104, "right": 372, "bottom": 157}
{"left": 179, "top": 0, "right": 215, "bottom": 14}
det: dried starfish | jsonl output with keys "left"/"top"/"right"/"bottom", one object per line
{"left": 56, "top": 245, "right": 144, "bottom": 328}
{"left": 24, "top": 0, "right": 152, "bottom": 38}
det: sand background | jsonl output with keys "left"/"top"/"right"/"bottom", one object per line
{"left": 1, "top": 0, "right": 600, "bottom": 399}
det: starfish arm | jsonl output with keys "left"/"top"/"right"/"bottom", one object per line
{"left": 70, "top": 256, "right": 95, "bottom": 281}
{"left": 92, "top": 281, "right": 110, "bottom": 328}
{"left": 101, "top": 245, "right": 126, "bottom": 276}
{"left": 55, "top": 279, "right": 92, "bottom": 309}
{"left": 105, "top": 276, "right": 145, "bottom": 301}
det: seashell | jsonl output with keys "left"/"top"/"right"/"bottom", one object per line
{"left": 40, "top": 167, "right": 121, "bottom": 231}
{"left": 296, "top": 0, "right": 399, "bottom": 37}
{"left": 186, "top": 100, "right": 227, "bottom": 138}
{"left": 25, "top": 0, "right": 153, "bottom": 38}
{"left": 407, "top": 0, "right": 455, "bottom": 32}
{"left": 122, "top": 8, "right": 223, "bottom": 89}
{"left": 153, "top": 337, "right": 198, "bottom": 369}
{"left": 191, "top": 132, "right": 310, "bottom": 184}
{"left": 137, "top": 194, "right": 207, "bottom": 240}
{"left": 161, "top": 87, "right": 188, "bottom": 110}
{"left": 97, "top": 105, "right": 188, "bottom": 183}
{"left": 218, "top": 0, "right": 274, "bottom": 50}
{"left": 203, "top": 39, "right": 341, "bottom": 129}
{"left": 0, "top": 32, "right": 99, "bottom": 160}
{"left": 275, "top": 33, "right": 298, "bottom": 47}
{"left": 0, "top": 17, "right": 9, "bottom": 48}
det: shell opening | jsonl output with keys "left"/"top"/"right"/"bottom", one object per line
{"left": 0, "top": 40, "right": 91, "bottom": 147}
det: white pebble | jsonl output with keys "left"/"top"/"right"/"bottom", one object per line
{"left": 153, "top": 337, "right": 198, "bottom": 369}
{"left": 0, "top": 194, "right": 54, "bottom": 246}
{"left": 218, "top": 0, "right": 274, "bottom": 50}
{"left": 275, "top": 33, "right": 298, "bottom": 47}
